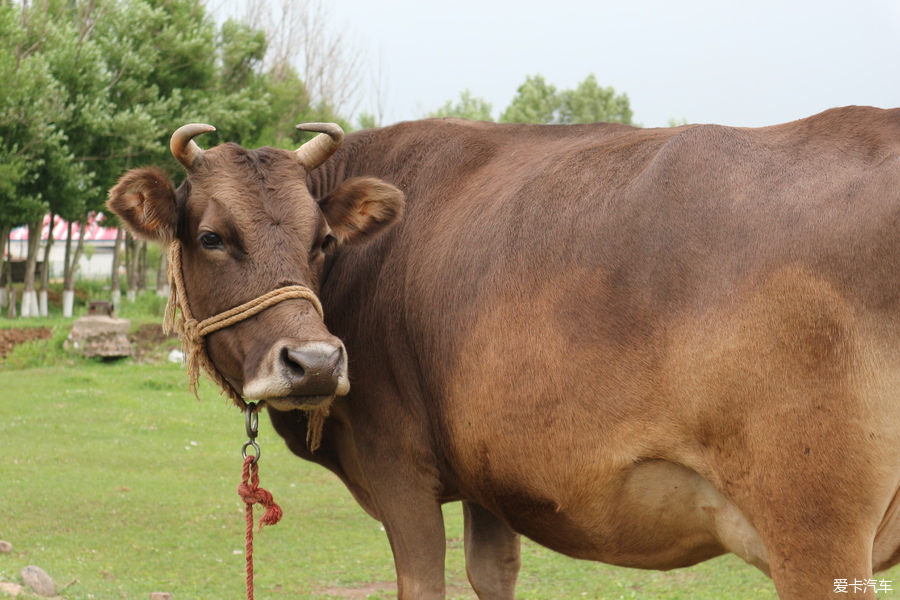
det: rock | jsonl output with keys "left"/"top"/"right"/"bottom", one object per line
{"left": 149, "top": 593, "right": 173, "bottom": 600}
{"left": 0, "top": 582, "right": 23, "bottom": 596}
{"left": 66, "top": 316, "right": 132, "bottom": 358}
{"left": 20, "top": 566, "right": 55, "bottom": 597}
{"left": 0, "top": 540, "right": 12, "bottom": 553}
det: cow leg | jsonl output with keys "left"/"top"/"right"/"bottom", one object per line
{"left": 378, "top": 493, "right": 448, "bottom": 600}
{"left": 463, "top": 501, "right": 521, "bottom": 600}
{"left": 764, "top": 536, "right": 876, "bottom": 600}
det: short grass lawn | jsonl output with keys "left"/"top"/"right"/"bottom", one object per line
{"left": 1, "top": 360, "right": 897, "bottom": 599}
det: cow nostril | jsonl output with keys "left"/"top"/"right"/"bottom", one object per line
{"left": 281, "top": 347, "right": 307, "bottom": 378}
{"left": 279, "top": 344, "right": 343, "bottom": 395}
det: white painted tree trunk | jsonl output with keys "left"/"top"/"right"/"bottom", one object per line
{"left": 7, "top": 289, "right": 15, "bottom": 318}
{"left": 39, "top": 290, "right": 48, "bottom": 317}
{"left": 0, "top": 288, "right": 6, "bottom": 308}
{"left": 63, "top": 290, "right": 75, "bottom": 318}
{"left": 126, "top": 289, "right": 136, "bottom": 303}
{"left": 21, "top": 290, "right": 38, "bottom": 318}
{"left": 111, "top": 289, "right": 121, "bottom": 313}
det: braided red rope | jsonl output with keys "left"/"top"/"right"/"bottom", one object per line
{"left": 238, "top": 456, "right": 283, "bottom": 599}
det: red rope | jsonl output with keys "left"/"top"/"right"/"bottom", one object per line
{"left": 238, "top": 456, "right": 283, "bottom": 600}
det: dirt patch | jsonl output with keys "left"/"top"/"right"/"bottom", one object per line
{"left": 130, "top": 323, "right": 179, "bottom": 362}
{"left": 315, "top": 581, "right": 475, "bottom": 599}
{"left": 0, "top": 327, "right": 51, "bottom": 358}
{"left": 315, "top": 583, "right": 397, "bottom": 599}
{"left": 0, "top": 322, "right": 178, "bottom": 362}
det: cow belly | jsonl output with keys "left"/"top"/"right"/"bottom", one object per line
{"left": 475, "top": 459, "right": 769, "bottom": 572}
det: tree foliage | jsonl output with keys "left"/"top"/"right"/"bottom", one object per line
{"left": 0, "top": 0, "right": 64, "bottom": 231}
{"left": 0, "top": 0, "right": 367, "bottom": 314}
{"left": 557, "top": 74, "right": 633, "bottom": 124}
{"left": 428, "top": 89, "right": 494, "bottom": 121}
{"left": 0, "top": 0, "right": 364, "bottom": 239}
{"left": 499, "top": 75, "right": 558, "bottom": 124}
{"left": 433, "top": 74, "right": 635, "bottom": 126}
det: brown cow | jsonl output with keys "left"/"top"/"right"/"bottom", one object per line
{"left": 108, "top": 106, "right": 900, "bottom": 600}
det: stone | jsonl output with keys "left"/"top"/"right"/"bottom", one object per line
{"left": 0, "top": 582, "right": 23, "bottom": 596}
{"left": 66, "top": 315, "right": 133, "bottom": 358}
{"left": 0, "top": 540, "right": 12, "bottom": 553}
{"left": 149, "top": 593, "right": 173, "bottom": 600}
{"left": 20, "top": 566, "right": 55, "bottom": 597}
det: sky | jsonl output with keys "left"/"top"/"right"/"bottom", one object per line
{"left": 211, "top": 0, "right": 900, "bottom": 129}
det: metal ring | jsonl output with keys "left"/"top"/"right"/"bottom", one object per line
{"left": 242, "top": 440, "right": 261, "bottom": 464}
{"left": 245, "top": 402, "right": 259, "bottom": 439}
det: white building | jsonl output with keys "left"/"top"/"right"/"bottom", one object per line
{"left": 7, "top": 214, "right": 118, "bottom": 280}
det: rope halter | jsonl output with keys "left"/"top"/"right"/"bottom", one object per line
{"left": 164, "top": 240, "right": 331, "bottom": 450}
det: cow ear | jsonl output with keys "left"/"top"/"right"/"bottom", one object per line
{"left": 107, "top": 167, "right": 178, "bottom": 243}
{"left": 318, "top": 177, "right": 405, "bottom": 246}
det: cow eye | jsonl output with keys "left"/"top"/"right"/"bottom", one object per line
{"left": 199, "top": 232, "right": 224, "bottom": 250}
{"left": 320, "top": 234, "right": 336, "bottom": 255}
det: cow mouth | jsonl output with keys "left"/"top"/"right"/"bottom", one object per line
{"left": 262, "top": 394, "right": 336, "bottom": 412}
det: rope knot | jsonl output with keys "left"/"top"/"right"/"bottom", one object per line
{"left": 239, "top": 456, "right": 283, "bottom": 531}
{"left": 181, "top": 317, "right": 203, "bottom": 346}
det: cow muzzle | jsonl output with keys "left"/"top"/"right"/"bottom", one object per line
{"left": 242, "top": 338, "right": 350, "bottom": 411}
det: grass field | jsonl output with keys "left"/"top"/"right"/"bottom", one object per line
{"left": 1, "top": 335, "right": 898, "bottom": 599}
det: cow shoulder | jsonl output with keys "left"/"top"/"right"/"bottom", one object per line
{"left": 318, "top": 177, "right": 404, "bottom": 246}
{"left": 107, "top": 167, "right": 178, "bottom": 243}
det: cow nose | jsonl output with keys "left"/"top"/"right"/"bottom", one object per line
{"left": 280, "top": 343, "right": 344, "bottom": 396}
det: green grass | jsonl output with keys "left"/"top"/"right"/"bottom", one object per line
{"left": 0, "top": 359, "right": 897, "bottom": 599}
{"left": 0, "top": 287, "right": 171, "bottom": 371}
{"left": 0, "top": 278, "right": 169, "bottom": 326}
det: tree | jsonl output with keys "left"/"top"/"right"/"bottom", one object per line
{"left": 0, "top": 147, "right": 28, "bottom": 309}
{"left": 428, "top": 89, "right": 494, "bottom": 121}
{"left": 499, "top": 75, "right": 558, "bottom": 124}
{"left": 90, "top": 0, "right": 273, "bottom": 303}
{"left": 559, "top": 74, "right": 633, "bottom": 125}
{"left": 356, "top": 112, "right": 380, "bottom": 131}
{"left": 219, "top": 18, "right": 268, "bottom": 92}
{"left": 249, "top": 66, "right": 349, "bottom": 150}
{"left": 2, "top": 0, "right": 363, "bottom": 317}
{"left": 243, "top": 0, "right": 365, "bottom": 120}
{"left": 0, "top": 0, "right": 72, "bottom": 317}
{"left": 437, "top": 74, "right": 635, "bottom": 126}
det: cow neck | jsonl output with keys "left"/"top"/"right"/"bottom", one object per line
{"left": 163, "top": 240, "right": 331, "bottom": 450}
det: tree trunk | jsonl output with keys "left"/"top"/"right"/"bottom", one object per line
{"left": 156, "top": 247, "right": 168, "bottom": 296}
{"left": 110, "top": 226, "right": 123, "bottom": 311}
{"left": 64, "top": 214, "right": 88, "bottom": 315}
{"left": 62, "top": 221, "right": 75, "bottom": 317}
{"left": 0, "top": 224, "right": 9, "bottom": 309}
{"left": 21, "top": 217, "right": 41, "bottom": 318}
{"left": 73, "top": 216, "right": 87, "bottom": 270}
{"left": 39, "top": 214, "right": 55, "bottom": 317}
{"left": 125, "top": 234, "right": 137, "bottom": 302}
{"left": 137, "top": 240, "right": 147, "bottom": 293}
{"left": 5, "top": 232, "right": 13, "bottom": 318}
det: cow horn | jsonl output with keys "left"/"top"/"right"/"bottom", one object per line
{"left": 170, "top": 123, "right": 216, "bottom": 170}
{"left": 294, "top": 123, "right": 344, "bottom": 170}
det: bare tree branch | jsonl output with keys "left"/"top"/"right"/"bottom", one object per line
{"left": 240, "top": 0, "right": 367, "bottom": 118}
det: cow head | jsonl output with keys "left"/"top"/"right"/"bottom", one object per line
{"left": 107, "top": 124, "right": 404, "bottom": 413}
